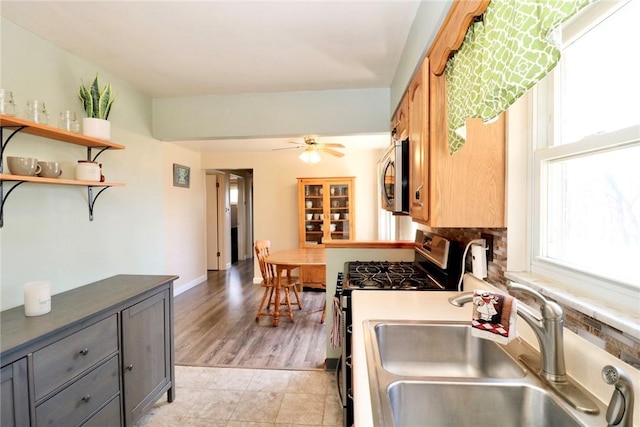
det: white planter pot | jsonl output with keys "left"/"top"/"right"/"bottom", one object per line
{"left": 82, "top": 117, "right": 111, "bottom": 140}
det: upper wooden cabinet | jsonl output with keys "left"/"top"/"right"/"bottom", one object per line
{"left": 297, "top": 177, "right": 355, "bottom": 248}
{"left": 391, "top": 91, "right": 409, "bottom": 141}
{"left": 408, "top": 57, "right": 430, "bottom": 223}
{"left": 402, "top": 0, "right": 505, "bottom": 228}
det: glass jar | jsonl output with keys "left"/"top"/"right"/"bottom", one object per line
{"left": 26, "top": 100, "right": 49, "bottom": 124}
{"left": 0, "top": 89, "right": 18, "bottom": 116}
{"left": 59, "top": 110, "right": 80, "bottom": 132}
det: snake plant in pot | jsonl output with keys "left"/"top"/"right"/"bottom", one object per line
{"left": 78, "top": 74, "right": 115, "bottom": 140}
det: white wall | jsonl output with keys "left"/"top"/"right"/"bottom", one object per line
{"left": 201, "top": 144, "right": 386, "bottom": 279}
{"left": 162, "top": 143, "right": 207, "bottom": 294}
{"left": 0, "top": 19, "right": 206, "bottom": 309}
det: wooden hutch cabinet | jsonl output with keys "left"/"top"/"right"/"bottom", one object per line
{"left": 297, "top": 177, "right": 355, "bottom": 248}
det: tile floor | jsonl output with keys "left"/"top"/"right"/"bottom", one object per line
{"left": 136, "top": 365, "right": 344, "bottom": 427}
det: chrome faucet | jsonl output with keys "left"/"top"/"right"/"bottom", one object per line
{"left": 506, "top": 282, "right": 567, "bottom": 382}
{"left": 449, "top": 281, "right": 599, "bottom": 413}
{"left": 448, "top": 281, "right": 566, "bottom": 382}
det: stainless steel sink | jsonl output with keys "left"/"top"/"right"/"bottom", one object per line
{"left": 364, "top": 320, "right": 606, "bottom": 426}
{"left": 373, "top": 322, "right": 525, "bottom": 378}
{"left": 387, "top": 381, "right": 581, "bottom": 427}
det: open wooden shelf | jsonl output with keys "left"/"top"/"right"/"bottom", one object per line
{"left": 0, "top": 174, "right": 124, "bottom": 187}
{"left": 1, "top": 114, "right": 126, "bottom": 227}
{"left": 0, "top": 115, "right": 125, "bottom": 150}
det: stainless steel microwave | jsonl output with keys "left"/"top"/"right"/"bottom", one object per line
{"left": 380, "top": 137, "right": 409, "bottom": 214}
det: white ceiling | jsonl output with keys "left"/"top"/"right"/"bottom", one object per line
{"left": 1, "top": 0, "right": 436, "bottom": 152}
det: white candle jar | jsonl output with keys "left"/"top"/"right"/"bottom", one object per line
{"left": 24, "top": 281, "right": 51, "bottom": 316}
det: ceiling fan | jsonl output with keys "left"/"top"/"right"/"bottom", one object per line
{"left": 274, "top": 137, "right": 345, "bottom": 163}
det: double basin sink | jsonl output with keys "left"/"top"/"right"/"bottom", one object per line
{"left": 365, "top": 321, "right": 606, "bottom": 426}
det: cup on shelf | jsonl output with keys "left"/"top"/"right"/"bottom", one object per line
{"left": 332, "top": 213, "right": 340, "bottom": 220}
{"left": 343, "top": 213, "right": 349, "bottom": 220}
{"left": 305, "top": 200, "right": 313, "bottom": 209}
{"left": 37, "top": 161, "right": 62, "bottom": 178}
{"left": 319, "top": 214, "right": 324, "bottom": 220}
{"left": 7, "top": 156, "right": 41, "bottom": 176}
{"left": 306, "top": 213, "right": 313, "bottom": 220}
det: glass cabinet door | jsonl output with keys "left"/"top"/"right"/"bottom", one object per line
{"left": 299, "top": 178, "right": 354, "bottom": 248}
{"left": 328, "top": 184, "right": 349, "bottom": 240}
{"left": 303, "top": 184, "right": 324, "bottom": 245}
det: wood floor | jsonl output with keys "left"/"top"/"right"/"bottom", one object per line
{"left": 174, "top": 259, "right": 328, "bottom": 370}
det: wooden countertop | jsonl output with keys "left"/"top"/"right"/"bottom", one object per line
{"left": 323, "top": 240, "right": 415, "bottom": 249}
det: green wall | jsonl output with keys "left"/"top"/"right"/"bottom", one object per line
{"left": 0, "top": 19, "right": 165, "bottom": 310}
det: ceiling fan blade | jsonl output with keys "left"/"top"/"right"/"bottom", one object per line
{"left": 272, "top": 146, "right": 301, "bottom": 151}
{"left": 321, "top": 147, "right": 345, "bottom": 158}
{"left": 321, "top": 143, "right": 345, "bottom": 148}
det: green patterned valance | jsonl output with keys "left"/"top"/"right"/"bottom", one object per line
{"left": 446, "top": 0, "right": 592, "bottom": 154}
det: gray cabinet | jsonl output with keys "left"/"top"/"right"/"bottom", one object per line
{"left": 122, "top": 289, "right": 173, "bottom": 426}
{"left": 0, "top": 275, "right": 176, "bottom": 427}
{"left": 1, "top": 358, "right": 30, "bottom": 427}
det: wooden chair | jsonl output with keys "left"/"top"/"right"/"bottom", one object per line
{"left": 254, "top": 240, "right": 302, "bottom": 323}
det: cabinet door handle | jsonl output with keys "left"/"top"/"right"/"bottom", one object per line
{"left": 126, "top": 364, "right": 134, "bottom": 371}
{"left": 82, "top": 394, "right": 91, "bottom": 402}
{"left": 79, "top": 348, "right": 89, "bottom": 356}
{"left": 414, "top": 183, "right": 424, "bottom": 207}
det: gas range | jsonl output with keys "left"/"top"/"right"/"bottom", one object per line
{"left": 342, "top": 231, "right": 463, "bottom": 292}
{"left": 344, "top": 261, "right": 443, "bottom": 290}
{"left": 335, "top": 231, "right": 462, "bottom": 427}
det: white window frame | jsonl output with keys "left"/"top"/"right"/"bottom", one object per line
{"left": 506, "top": 0, "right": 640, "bottom": 328}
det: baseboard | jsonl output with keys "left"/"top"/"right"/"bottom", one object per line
{"left": 173, "top": 274, "right": 207, "bottom": 297}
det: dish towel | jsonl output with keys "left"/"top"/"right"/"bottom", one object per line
{"left": 330, "top": 295, "right": 343, "bottom": 349}
{"left": 471, "top": 289, "right": 517, "bottom": 344}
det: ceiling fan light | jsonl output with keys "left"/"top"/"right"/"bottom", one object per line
{"left": 299, "top": 149, "right": 321, "bottom": 164}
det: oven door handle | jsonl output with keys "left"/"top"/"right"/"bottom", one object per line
{"left": 336, "top": 354, "right": 343, "bottom": 403}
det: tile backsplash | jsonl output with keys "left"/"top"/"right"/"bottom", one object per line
{"left": 420, "top": 226, "right": 640, "bottom": 367}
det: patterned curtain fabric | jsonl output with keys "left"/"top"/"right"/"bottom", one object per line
{"left": 446, "top": 0, "right": 593, "bottom": 154}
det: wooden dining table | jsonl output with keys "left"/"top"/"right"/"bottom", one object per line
{"left": 265, "top": 247, "right": 326, "bottom": 327}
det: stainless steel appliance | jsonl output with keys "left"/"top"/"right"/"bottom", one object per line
{"left": 336, "top": 231, "right": 462, "bottom": 426}
{"left": 379, "top": 135, "right": 409, "bottom": 214}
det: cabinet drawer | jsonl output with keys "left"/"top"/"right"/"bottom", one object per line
{"left": 33, "top": 315, "right": 118, "bottom": 401}
{"left": 36, "top": 355, "right": 120, "bottom": 427}
{"left": 81, "top": 395, "right": 121, "bottom": 427}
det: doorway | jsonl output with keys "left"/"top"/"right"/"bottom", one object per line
{"left": 206, "top": 169, "right": 253, "bottom": 270}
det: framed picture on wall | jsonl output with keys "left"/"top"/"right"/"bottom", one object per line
{"left": 173, "top": 163, "right": 190, "bottom": 188}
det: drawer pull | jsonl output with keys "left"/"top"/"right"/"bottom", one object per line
{"left": 81, "top": 394, "right": 91, "bottom": 403}
{"left": 79, "top": 348, "right": 89, "bottom": 356}
{"left": 126, "top": 364, "right": 134, "bottom": 371}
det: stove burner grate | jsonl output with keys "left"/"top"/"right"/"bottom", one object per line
{"left": 346, "top": 261, "right": 444, "bottom": 290}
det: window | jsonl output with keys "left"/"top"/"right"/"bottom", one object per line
{"left": 532, "top": 0, "right": 640, "bottom": 305}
